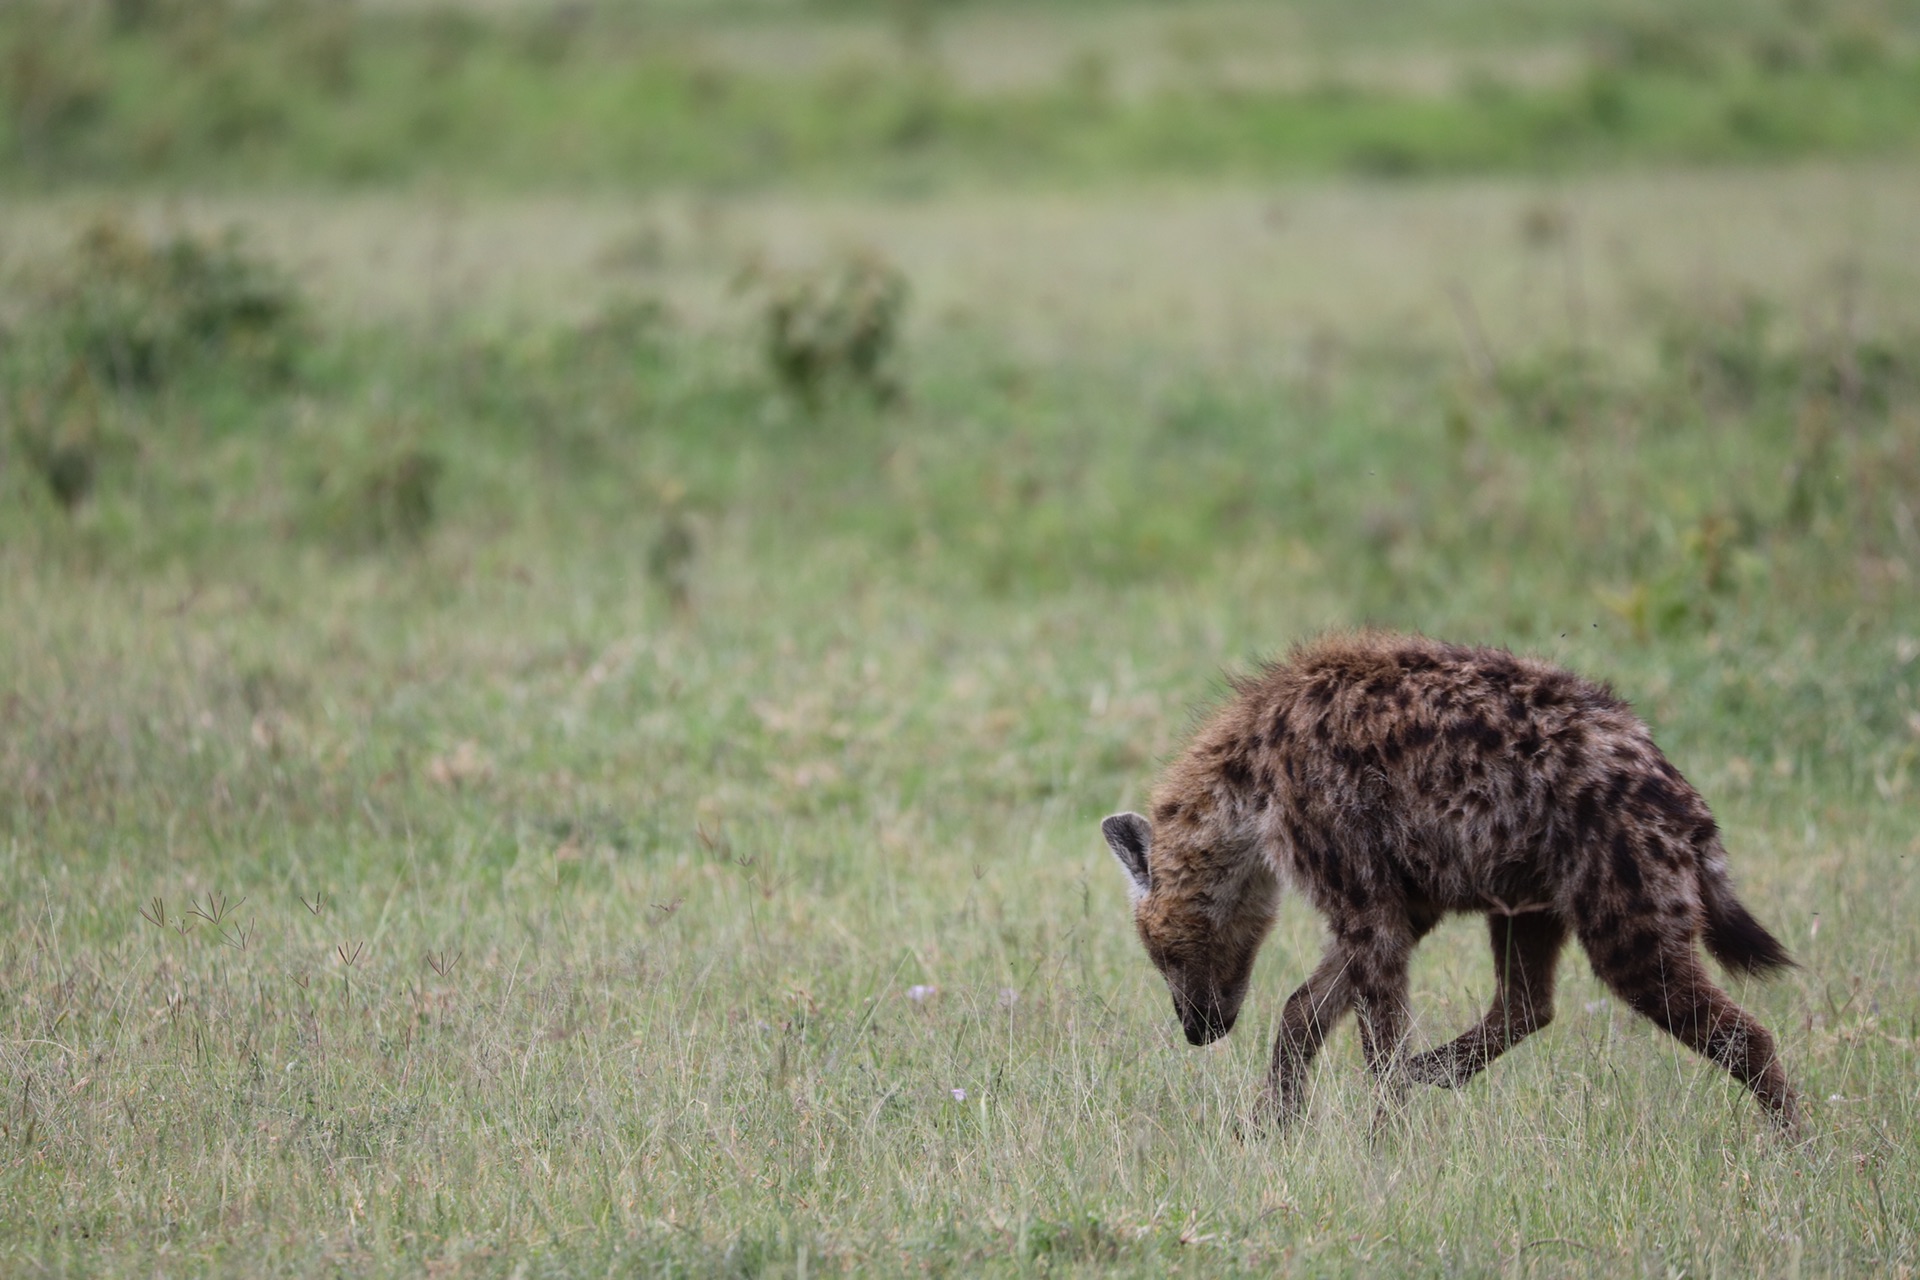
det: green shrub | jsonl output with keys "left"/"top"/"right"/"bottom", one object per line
{"left": 759, "top": 252, "right": 909, "bottom": 410}
{"left": 44, "top": 219, "right": 306, "bottom": 392}
{"left": 32, "top": 440, "right": 98, "bottom": 512}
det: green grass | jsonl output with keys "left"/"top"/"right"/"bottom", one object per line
{"left": 7, "top": 1, "right": 1920, "bottom": 191}
{"left": 4, "top": 1, "right": 1920, "bottom": 1273}
{"left": 3, "top": 200, "right": 1919, "bottom": 1273}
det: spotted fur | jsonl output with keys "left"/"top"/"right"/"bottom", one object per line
{"left": 1102, "top": 630, "right": 1800, "bottom": 1132}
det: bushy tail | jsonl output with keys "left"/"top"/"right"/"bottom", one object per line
{"left": 1698, "top": 841, "right": 1795, "bottom": 977}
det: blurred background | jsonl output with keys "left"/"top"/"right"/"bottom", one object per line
{"left": 3, "top": 1, "right": 1919, "bottom": 1273}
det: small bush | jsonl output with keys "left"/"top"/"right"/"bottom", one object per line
{"left": 759, "top": 252, "right": 908, "bottom": 410}
{"left": 42, "top": 219, "right": 306, "bottom": 392}
{"left": 33, "top": 440, "right": 97, "bottom": 512}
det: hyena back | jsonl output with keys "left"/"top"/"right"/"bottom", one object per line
{"left": 1102, "top": 631, "right": 1800, "bottom": 1132}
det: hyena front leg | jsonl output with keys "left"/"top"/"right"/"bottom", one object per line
{"left": 1405, "top": 913, "right": 1567, "bottom": 1089}
{"left": 1263, "top": 947, "right": 1355, "bottom": 1124}
{"left": 1348, "top": 934, "right": 1416, "bottom": 1129}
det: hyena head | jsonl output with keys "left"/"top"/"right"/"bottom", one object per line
{"left": 1102, "top": 812, "right": 1279, "bottom": 1046}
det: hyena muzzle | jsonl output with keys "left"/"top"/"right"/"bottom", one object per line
{"left": 1102, "top": 631, "right": 1801, "bottom": 1133}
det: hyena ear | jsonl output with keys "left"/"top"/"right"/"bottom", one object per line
{"left": 1102, "top": 812, "right": 1153, "bottom": 901}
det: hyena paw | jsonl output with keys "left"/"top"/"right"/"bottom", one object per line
{"left": 1401, "top": 1050, "right": 1467, "bottom": 1089}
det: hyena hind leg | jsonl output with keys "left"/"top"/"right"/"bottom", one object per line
{"left": 1405, "top": 912, "right": 1568, "bottom": 1090}
{"left": 1587, "top": 934, "right": 1802, "bottom": 1134}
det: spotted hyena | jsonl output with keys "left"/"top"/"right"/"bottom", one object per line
{"left": 1102, "top": 631, "right": 1799, "bottom": 1132}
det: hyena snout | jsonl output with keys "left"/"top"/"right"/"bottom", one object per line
{"left": 1167, "top": 964, "right": 1252, "bottom": 1045}
{"left": 1175, "top": 993, "right": 1236, "bottom": 1045}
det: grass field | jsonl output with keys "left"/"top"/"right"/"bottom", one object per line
{"left": 4, "top": 1, "right": 1920, "bottom": 1276}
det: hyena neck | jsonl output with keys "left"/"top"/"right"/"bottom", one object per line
{"left": 1157, "top": 816, "right": 1280, "bottom": 929}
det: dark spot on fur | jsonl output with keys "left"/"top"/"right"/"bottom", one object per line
{"left": 1220, "top": 756, "right": 1254, "bottom": 792}
{"left": 1634, "top": 772, "right": 1691, "bottom": 822}
{"left": 1345, "top": 877, "right": 1371, "bottom": 909}
{"left": 1323, "top": 850, "right": 1346, "bottom": 895}
{"left": 1364, "top": 674, "right": 1403, "bottom": 702}
{"left": 1154, "top": 799, "right": 1183, "bottom": 824}
{"left": 1610, "top": 829, "right": 1644, "bottom": 891}
{"left": 1459, "top": 717, "right": 1505, "bottom": 753}
{"left": 1401, "top": 722, "right": 1437, "bottom": 751}
{"left": 1607, "top": 935, "right": 1659, "bottom": 975}
{"left": 1266, "top": 710, "right": 1290, "bottom": 746}
{"left": 1576, "top": 863, "right": 1609, "bottom": 903}
{"left": 1692, "top": 817, "right": 1719, "bottom": 845}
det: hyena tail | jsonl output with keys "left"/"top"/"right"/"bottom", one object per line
{"left": 1697, "top": 840, "right": 1795, "bottom": 977}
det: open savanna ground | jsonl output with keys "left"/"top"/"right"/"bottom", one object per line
{"left": 4, "top": 1, "right": 1920, "bottom": 1276}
